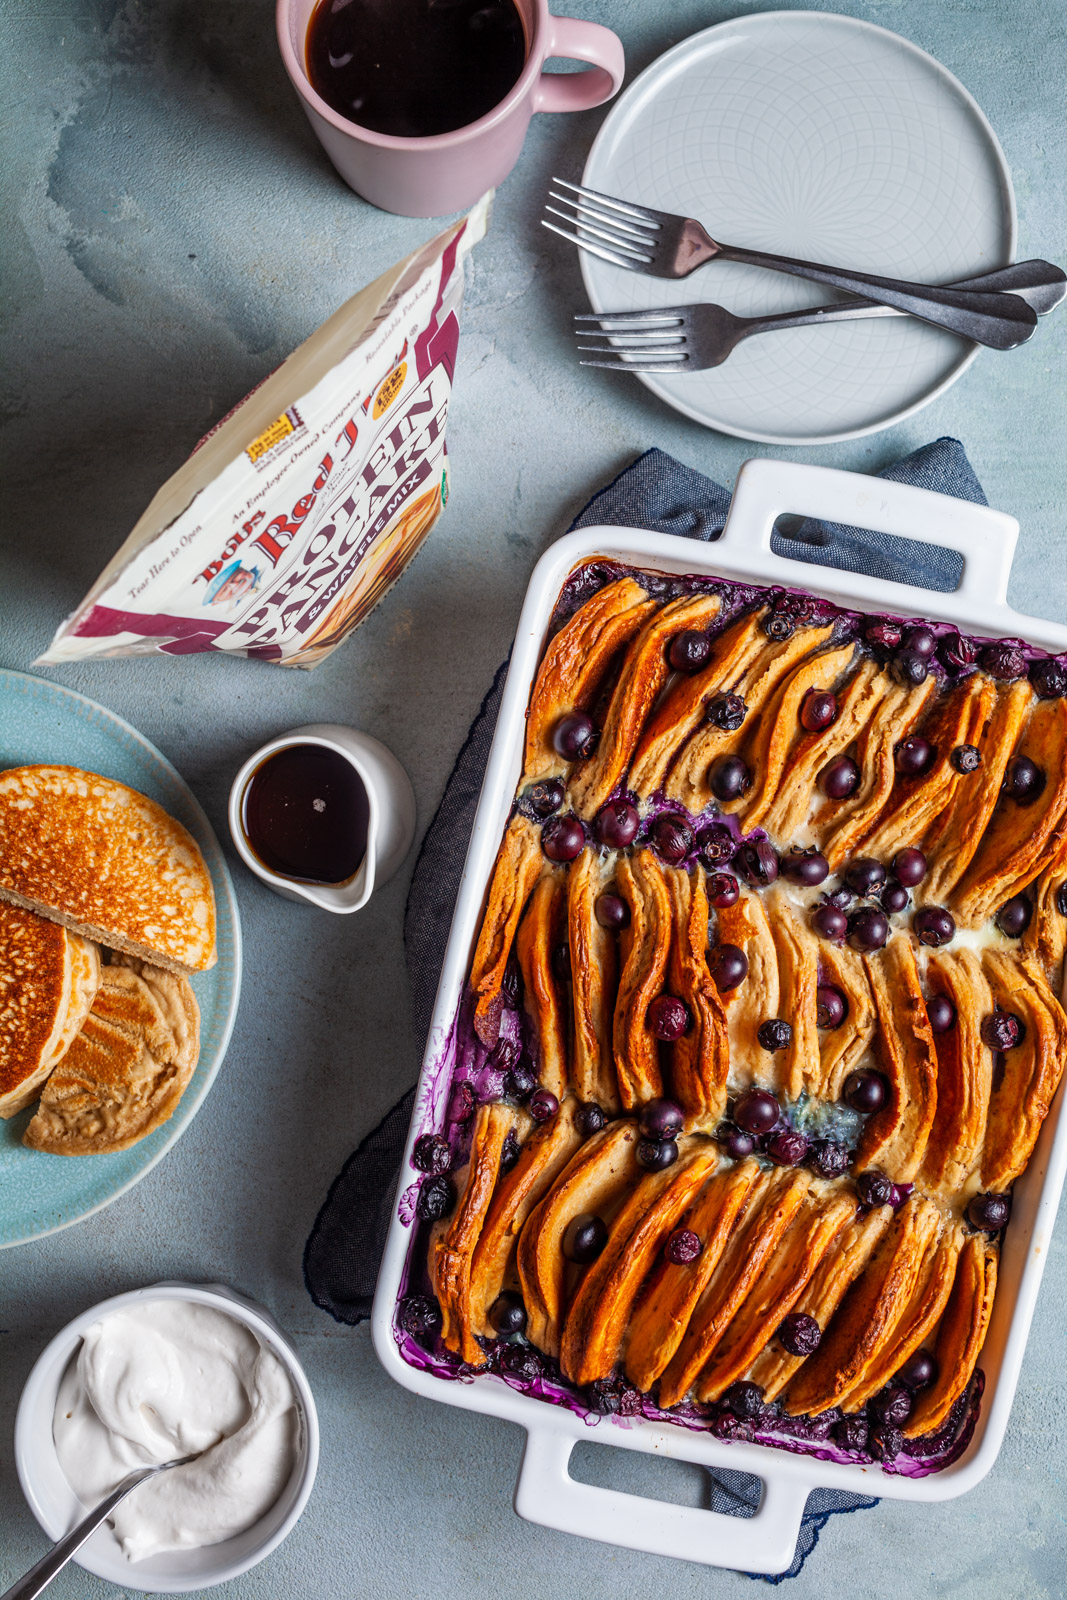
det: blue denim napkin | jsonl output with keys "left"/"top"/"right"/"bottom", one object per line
{"left": 304, "top": 436, "right": 989, "bottom": 1580}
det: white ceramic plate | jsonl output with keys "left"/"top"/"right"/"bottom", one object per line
{"left": 579, "top": 11, "right": 1016, "bottom": 444}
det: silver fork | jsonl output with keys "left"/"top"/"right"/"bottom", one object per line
{"left": 544, "top": 179, "right": 1040, "bottom": 351}
{"left": 575, "top": 263, "right": 1066, "bottom": 373}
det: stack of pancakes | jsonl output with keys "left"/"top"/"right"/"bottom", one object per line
{"left": 0, "top": 765, "right": 216, "bottom": 1156}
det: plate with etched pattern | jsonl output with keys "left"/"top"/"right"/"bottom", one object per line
{"left": 0, "top": 670, "right": 241, "bottom": 1247}
{"left": 579, "top": 11, "right": 1016, "bottom": 444}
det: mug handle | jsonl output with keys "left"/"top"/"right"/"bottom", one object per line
{"left": 534, "top": 16, "right": 625, "bottom": 113}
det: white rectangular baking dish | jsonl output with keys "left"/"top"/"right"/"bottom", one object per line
{"left": 372, "top": 458, "right": 1067, "bottom": 1575}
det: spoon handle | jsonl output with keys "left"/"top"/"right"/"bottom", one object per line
{"left": 2, "top": 1467, "right": 158, "bottom": 1600}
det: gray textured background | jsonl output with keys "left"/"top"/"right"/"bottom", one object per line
{"left": 1, "top": 0, "right": 1065, "bottom": 1595}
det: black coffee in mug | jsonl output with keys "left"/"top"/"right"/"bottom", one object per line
{"left": 307, "top": 0, "right": 527, "bottom": 139}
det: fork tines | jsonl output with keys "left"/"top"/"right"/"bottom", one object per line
{"left": 573, "top": 309, "right": 689, "bottom": 371}
{"left": 542, "top": 177, "right": 661, "bottom": 272}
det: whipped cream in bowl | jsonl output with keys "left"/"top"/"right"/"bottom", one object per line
{"left": 15, "top": 1283, "right": 319, "bottom": 1593}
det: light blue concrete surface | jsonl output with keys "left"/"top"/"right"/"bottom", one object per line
{"left": 1, "top": 1, "right": 1065, "bottom": 1595}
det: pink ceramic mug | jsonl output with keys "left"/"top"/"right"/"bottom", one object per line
{"left": 276, "top": 0, "right": 625, "bottom": 217}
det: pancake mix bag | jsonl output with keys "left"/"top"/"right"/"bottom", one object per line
{"left": 39, "top": 197, "right": 489, "bottom": 668}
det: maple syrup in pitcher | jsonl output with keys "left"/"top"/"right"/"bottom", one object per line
{"left": 306, "top": 0, "right": 527, "bottom": 138}
{"left": 243, "top": 745, "right": 370, "bottom": 884}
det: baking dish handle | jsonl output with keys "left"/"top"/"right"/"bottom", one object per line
{"left": 515, "top": 1427, "right": 810, "bottom": 1575}
{"left": 718, "top": 458, "right": 1019, "bottom": 613}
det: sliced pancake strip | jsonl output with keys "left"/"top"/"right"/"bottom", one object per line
{"left": 0, "top": 904, "right": 100, "bottom": 1118}
{"left": 628, "top": 613, "right": 767, "bottom": 801}
{"left": 624, "top": 1158, "right": 763, "bottom": 1395}
{"left": 469, "top": 815, "right": 545, "bottom": 1045}
{"left": 569, "top": 593, "right": 721, "bottom": 818}
{"left": 663, "top": 866, "right": 729, "bottom": 1132}
{"left": 523, "top": 577, "right": 656, "bottom": 783}
{"left": 0, "top": 765, "right": 216, "bottom": 975}
{"left": 856, "top": 935, "right": 939, "bottom": 1182}
{"left": 560, "top": 1138, "right": 719, "bottom": 1386}
{"left": 467, "top": 1099, "right": 579, "bottom": 1339}
{"left": 765, "top": 890, "right": 822, "bottom": 1101}
{"left": 980, "top": 950, "right": 1067, "bottom": 1191}
{"left": 856, "top": 675, "right": 997, "bottom": 862}
{"left": 1022, "top": 835, "right": 1067, "bottom": 984}
{"left": 24, "top": 957, "right": 199, "bottom": 1157}
{"left": 716, "top": 889, "right": 780, "bottom": 1090}
{"left": 952, "top": 696, "right": 1067, "bottom": 928}
{"left": 904, "top": 1235, "right": 998, "bottom": 1438}
{"left": 428, "top": 1102, "right": 522, "bottom": 1366}
{"left": 517, "top": 1119, "right": 640, "bottom": 1359}
{"left": 567, "top": 851, "right": 620, "bottom": 1112}
{"left": 919, "top": 949, "right": 994, "bottom": 1198}
{"left": 920, "top": 680, "right": 1034, "bottom": 905}
{"left": 613, "top": 851, "right": 671, "bottom": 1110}
{"left": 841, "top": 1221, "right": 964, "bottom": 1412}
{"left": 815, "top": 942, "right": 877, "bottom": 1101}
{"left": 665, "top": 624, "right": 836, "bottom": 817}
{"left": 516, "top": 872, "right": 568, "bottom": 1100}
{"left": 737, "top": 643, "right": 859, "bottom": 832}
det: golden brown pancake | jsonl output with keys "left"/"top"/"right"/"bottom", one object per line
{"left": 0, "top": 903, "right": 100, "bottom": 1117}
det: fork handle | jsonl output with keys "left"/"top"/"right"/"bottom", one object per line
{"left": 709, "top": 238, "right": 1037, "bottom": 349}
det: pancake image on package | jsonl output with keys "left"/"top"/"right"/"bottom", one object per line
{"left": 394, "top": 559, "right": 1067, "bottom": 1478}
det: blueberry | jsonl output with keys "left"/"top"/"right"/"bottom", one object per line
{"left": 816, "top": 985, "right": 847, "bottom": 1028}
{"left": 502, "top": 1343, "right": 543, "bottom": 1381}
{"left": 649, "top": 997, "right": 691, "bottom": 1041}
{"left": 892, "top": 847, "right": 928, "bottom": 887}
{"left": 808, "top": 1138, "right": 850, "bottom": 1180}
{"left": 758, "top": 1018, "right": 793, "bottom": 1052}
{"left": 669, "top": 629, "right": 712, "bottom": 672}
{"left": 926, "top": 993, "right": 957, "bottom": 1033}
{"left": 939, "top": 632, "right": 976, "bottom": 674}
{"left": 706, "top": 871, "right": 740, "bottom": 909}
{"left": 639, "top": 1097, "right": 685, "bottom": 1139}
{"left": 637, "top": 1136, "right": 679, "bottom": 1172}
{"left": 913, "top": 906, "right": 955, "bottom": 947}
{"left": 500, "top": 1129, "right": 520, "bottom": 1172}
{"left": 585, "top": 1376, "right": 642, "bottom": 1416}
{"left": 905, "top": 626, "right": 937, "bottom": 658}
{"left": 800, "top": 690, "right": 838, "bottom": 732}
{"left": 881, "top": 881, "right": 911, "bottom": 915}
{"left": 541, "top": 814, "right": 585, "bottom": 862}
{"left": 733, "top": 1087, "right": 780, "bottom": 1134}
{"left": 834, "top": 1416, "right": 869, "bottom": 1452}
{"left": 824, "top": 885, "right": 855, "bottom": 911}
{"left": 895, "top": 736, "right": 934, "bottom": 776}
{"left": 762, "top": 609, "right": 795, "bottom": 642}
{"left": 1057, "top": 882, "right": 1067, "bottom": 917}
{"left": 718, "top": 1124, "right": 756, "bottom": 1160}
{"left": 412, "top": 1133, "right": 451, "bottom": 1175}
{"left": 651, "top": 814, "right": 694, "bottom": 865}
{"left": 980, "top": 643, "right": 1027, "bottom": 681}
{"left": 813, "top": 904, "right": 849, "bottom": 942}
{"left": 710, "top": 1410, "right": 747, "bottom": 1440}
{"left": 490, "top": 1292, "right": 528, "bottom": 1335}
{"left": 595, "top": 891, "right": 630, "bottom": 929}
{"left": 1030, "top": 657, "right": 1067, "bottom": 699}
{"left": 665, "top": 1228, "right": 702, "bottom": 1265}
{"left": 528, "top": 1088, "right": 560, "bottom": 1122}
{"left": 709, "top": 942, "right": 749, "bottom": 991}
{"left": 508, "top": 1062, "right": 538, "bottom": 1101}
{"left": 501, "top": 959, "right": 521, "bottom": 1005}
{"left": 849, "top": 908, "right": 890, "bottom": 951}
{"left": 448, "top": 1082, "right": 476, "bottom": 1122}
{"left": 710, "top": 755, "right": 751, "bottom": 802}
{"left": 844, "top": 1070, "right": 888, "bottom": 1114}
{"left": 397, "top": 1296, "right": 442, "bottom": 1336}
{"left": 967, "top": 1191, "right": 1011, "bottom": 1231}
{"left": 416, "top": 1174, "right": 456, "bottom": 1221}
{"left": 995, "top": 894, "right": 1032, "bottom": 937}
{"left": 892, "top": 649, "right": 929, "bottom": 688}
{"left": 699, "top": 823, "right": 736, "bottom": 864}
{"left": 577, "top": 1102, "right": 606, "bottom": 1138}
{"left": 868, "top": 1423, "right": 904, "bottom": 1461}
{"left": 1003, "top": 754, "right": 1045, "bottom": 804}
{"left": 551, "top": 942, "right": 571, "bottom": 984}
{"left": 734, "top": 837, "right": 779, "bottom": 887}
{"left": 870, "top": 1385, "right": 913, "bottom": 1425}
{"left": 527, "top": 778, "right": 565, "bottom": 817}
{"left": 782, "top": 848, "right": 829, "bottom": 886}
{"left": 819, "top": 755, "right": 860, "bottom": 800}
{"left": 552, "top": 712, "right": 597, "bottom": 759}
{"left": 856, "top": 1169, "right": 893, "bottom": 1207}
{"left": 725, "top": 1380, "right": 765, "bottom": 1420}
{"left": 767, "top": 1128, "right": 809, "bottom": 1167}
{"left": 864, "top": 619, "right": 902, "bottom": 652}
{"left": 844, "top": 857, "right": 886, "bottom": 895}
{"left": 563, "top": 1214, "right": 608, "bottom": 1263}
{"left": 706, "top": 693, "right": 747, "bottom": 731}
{"left": 897, "top": 1349, "right": 938, "bottom": 1391}
{"left": 595, "top": 798, "right": 639, "bottom": 848}
{"left": 777, "top": 1312, "right": 822, "bottom": 1356}
{"left": 951, "top": 743, "right": 981, "bottom": 774}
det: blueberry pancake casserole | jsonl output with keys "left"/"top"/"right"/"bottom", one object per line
{"left": 396, "top": 565, "right": 1067, "bottom": 1475}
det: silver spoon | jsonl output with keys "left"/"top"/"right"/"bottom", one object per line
{"left": 2, "top": 1455, "right": 198, "bottom": 1600}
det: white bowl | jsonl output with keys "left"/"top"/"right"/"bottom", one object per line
{"left": 14, "top": 1281, "right": 319, "bottom": 1593}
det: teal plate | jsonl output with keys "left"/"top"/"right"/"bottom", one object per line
{"left": 0, "top": 670, "right": 242, "bottom": 1248}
